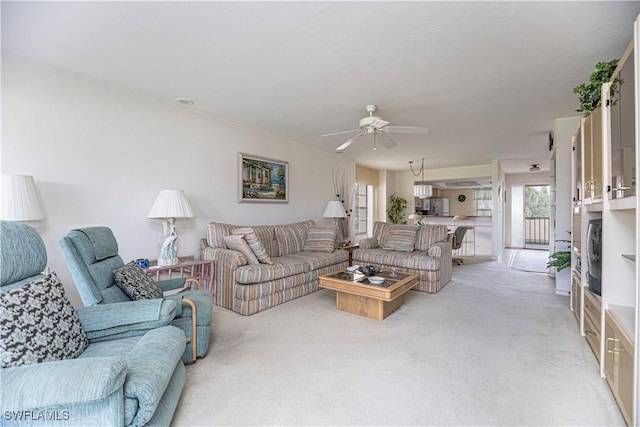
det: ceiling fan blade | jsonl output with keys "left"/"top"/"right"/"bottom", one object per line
{"left": 320, "top": 129, "right": 360, "bottom": 137}
{"left": 383, "top": 125, "right": 429, "bottom": 135}
{"left": 378, "top": 132, "right": 398, "bottom": 149}
{"left": 336, "top": 132, "right": 365, "bottom": 152}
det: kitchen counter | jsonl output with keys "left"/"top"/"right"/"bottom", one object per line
{"left": 413, "top": 216, "right": 492, "bottom": 255}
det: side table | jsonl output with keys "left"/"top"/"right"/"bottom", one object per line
{"left": 146, "top": 255, "right": 215, "bottom": 292}
{"left": 339, "top": 243, "right": 359, "bottom": 266}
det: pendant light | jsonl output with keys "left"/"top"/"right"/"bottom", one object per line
{"left": 409, "top": 158, "right": 432, "bottom": 199}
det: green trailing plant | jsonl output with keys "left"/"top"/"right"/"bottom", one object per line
{"left": 547, "top": 238, "right": 571, "bottom": 272}
{"left": 387, "top": 193, "right": 407, "bottom": 224}
{"left": 573, "top": 59, "right": 622, "bottom": 115}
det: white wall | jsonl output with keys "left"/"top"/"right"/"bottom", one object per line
{"left": 2, "top": 54, "right": 353, "bottom": 307}
{"left": 491, "top": 159, "right": 506, "bottom": 258}
{"left": 552, "top": 116, "right": 581, "bottom": 294}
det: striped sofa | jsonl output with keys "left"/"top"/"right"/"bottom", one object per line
{"left": 352, "top": 221, "right": 452, "bottom": 293}
{"left": 200, "top": 220, "right": 349, "bottom": 315}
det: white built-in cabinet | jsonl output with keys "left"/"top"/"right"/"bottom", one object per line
{"left": 570, "top": 15, "right": 639, "bottom": 426}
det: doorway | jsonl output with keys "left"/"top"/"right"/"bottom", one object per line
{"left": 524, "top": 185, "right": 550, "bottom": 249}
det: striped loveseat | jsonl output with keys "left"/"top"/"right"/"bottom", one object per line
{"left": 200, "top": 220, "right": 349, "bottom": 315}
{"left": 352, "top": 221, "right": 452, "bottom": 293}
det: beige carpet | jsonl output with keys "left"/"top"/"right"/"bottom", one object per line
{"left": 500, "top": 249, "right": 550, "bottom": 274}
{"left": 172, "top": 256, "right": 624, "bottom": 426}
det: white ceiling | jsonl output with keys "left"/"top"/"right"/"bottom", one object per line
{"left": 2, "top": 1, "right": 638, "bottom": 174}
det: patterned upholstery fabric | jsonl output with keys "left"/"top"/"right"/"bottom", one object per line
{"left": 59, "top": 226, "right": 212, "bottom": 363}
{"left": 232, "top": 228, "right": 274, "bottom": 264}
{"left": 382, "top": 226, "right": 418, "bottom": 252}
{"left": 354, "top": 248, "right": 441, "bottom": 270}
{"left": 202, "top": 220, "right": 346, "bottom": 315}
{"left": 274, "top": 220, "right": 314, "bottom": 256}
{"left": 235, "top": 281, "right": 318, "bottom": 316}
{"left": 0, "top": 273, "right": 88, "bottom": 368}
{"left": 223, "top": 234, "right": 260, "bottom": 265}
{"left": 287, "top": 250, "right": 348, "bottom": 270}
{"left": 303, "top": 225, "right": 337, "bottom": 252}
{"left": 372, "top": 221, "right": 389, "bottom": 246}
{"left": 1, "top": 221, "right": 187, "bottom": 426}
{"left": 249, "top": 225, "right": 279, "bottom": 258}
{"left": 113, "top": 261, "right": 163, "bottom": 300}
{"left": 415, "top": 224, "right": 449, "bottom": 251}
{"left": 358, "top": 237, "right": 379, "bottom": 249}
{"left": 206, "top": 222, "right": 235, "bottom": 249}
{"left": 235, "top": 258, "right": 309, "bottom": 284}
{"left": 0, "top": 221, "right": 47, "bottom": 289}
{"left": 353, "top": 223, "right": 452, "bottom": 294}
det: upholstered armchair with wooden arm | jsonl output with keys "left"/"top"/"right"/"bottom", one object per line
{"left": 59, "top": 226, "right": 212, "bottom": 363}
{"left": 1, "top": 220, "right": 187, "bottom": 426}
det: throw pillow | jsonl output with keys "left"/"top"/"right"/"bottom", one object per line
{"left": 303, "top": 225, "right": 337, "bottom": 253}
{"left": 113, "top": 261, "right": 163, "bottom": 300}
{"left": 0, "top": 273, "right": 89, "bottom": 368}
{"left": 223, "top": 234, "right": 260, "bottom": 265}
{"left": 382, "top": 226, "right": 417, "bottom": 252}
{"left": 232, "top": 228, "right": 274, "bottom": 264}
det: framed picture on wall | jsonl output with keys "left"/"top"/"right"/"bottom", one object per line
{"left": 238, "top": 153, "right": 289, "bottom": 203}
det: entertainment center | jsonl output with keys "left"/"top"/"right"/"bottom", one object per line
{"left": 569, "top": 18, "right": 638, "bottom": 426}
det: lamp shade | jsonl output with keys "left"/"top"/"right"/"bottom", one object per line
{"left": 413, "top": 184, "right": 433, "bottom": 199}
{"left": 148, "top": 189, "right": 194, "bottom": 219}
{"left": 1, "top": 175, "right": 45, "bottom": 221}
{"left": 322, "top": 200, "right": 347, "bottom": 218}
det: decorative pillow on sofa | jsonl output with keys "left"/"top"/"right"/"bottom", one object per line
{"left": 232, "top": 228, "right": 273, "bottom": 264}
{"left": 0, "top": 273, "right": 88, "bottom": 368}
{"left": 303, "top": 225, "right": 336, "bottom": 253}
{"left": 224, "top": 234, "right": 260, "bottom": 265}
{"left": 382, "top": 226, "right": 418, "bottom": 252}
{"left": 113, "top": 261, "right": 163, "bottom": 300}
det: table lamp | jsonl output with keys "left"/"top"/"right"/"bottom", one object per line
{"left": 323, "top": 200, "right": 347, "bottom": 245}
{"left": 1, "top": 174, "right": 46, "bottom": 221}
{"left": 148, "top": 189, "right": 194, "bottom": 266}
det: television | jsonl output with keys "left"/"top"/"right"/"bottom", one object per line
{"left": 586, "top": 219, "right": 602, "bottom": 296}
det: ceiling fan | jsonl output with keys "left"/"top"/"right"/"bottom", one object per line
{"left": 321, "top": 104, "right": 429, "bottom": 152}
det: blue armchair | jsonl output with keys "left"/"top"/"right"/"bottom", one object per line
{"left": 58, "top": 226, "right": 212, "bottom": 363}
{"left": 0, "top": 221, "right": 186, "bottom": 426}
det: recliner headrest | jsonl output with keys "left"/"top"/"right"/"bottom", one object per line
{"left": 74, "top": 227, "right": 119, "bottom": 261}
{"left": 0, "top": 220, "right": 47, "bottom": 287}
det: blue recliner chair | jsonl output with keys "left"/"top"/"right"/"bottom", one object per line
{"left": 59, "top": 226, "right": 212, "bottom": 363}
{"left": 0, "top": 220, "right": 187, "bottom": 426}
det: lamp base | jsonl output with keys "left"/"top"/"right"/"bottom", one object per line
{"left": 158, "top": 257, "right": 179, "bottom": 266}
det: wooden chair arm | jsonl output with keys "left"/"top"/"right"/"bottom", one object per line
{"left": 186, "top": 278, "right": 202, "bottom": 289}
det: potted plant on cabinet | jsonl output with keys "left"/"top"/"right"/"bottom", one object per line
{"left": 573, "top": 59, "right": 621, "bottom": 114}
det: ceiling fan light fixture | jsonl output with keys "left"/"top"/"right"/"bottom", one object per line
{"left": 322, "top": 104, "right": 427, "bottom": 151}
{"left": 530, "top": 164, "right": 541, "bottom": 172}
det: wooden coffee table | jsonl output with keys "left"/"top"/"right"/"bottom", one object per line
{"left": 319, "top": 270, "right": 417, "bottom": 320}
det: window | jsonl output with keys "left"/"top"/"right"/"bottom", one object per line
{"left": 353, "top": 183, "right": 372, "bottom": 236}
{"left": 475, "top": 187, "right": 492, "bottom": 216}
